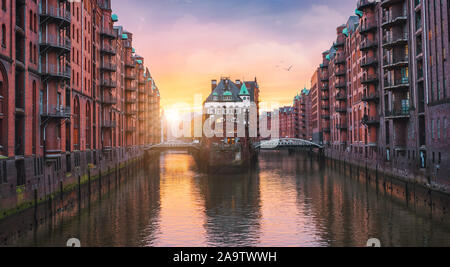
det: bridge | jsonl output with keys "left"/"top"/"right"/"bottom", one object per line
{"left": 254, "top": 138, "right": 323, "bottom": 150}
{"left": 145, "top": 142, "right": 201, "bottom": 151}
{"left": 145, "top": 138, "right": 322, "bottom": 152}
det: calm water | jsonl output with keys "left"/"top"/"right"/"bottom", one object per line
{"left": 12, "top": 151, "right": 450, "bottom": 247}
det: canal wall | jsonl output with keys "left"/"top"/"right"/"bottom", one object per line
{"left": 0, "top": 148, "right": 160, "bottom": 246}
{"left": 323, "top": 151, "right": 450, "bottom": 223}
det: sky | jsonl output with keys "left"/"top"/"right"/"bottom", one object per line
{"left": 112, "top": 0, "right": 357, "bottom": 110}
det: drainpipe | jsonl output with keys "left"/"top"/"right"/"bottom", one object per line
{"left": 422, "top": 0, "right": 430, "bottom": 105}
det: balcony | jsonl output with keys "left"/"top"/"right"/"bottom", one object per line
{"left": 336, "top": 124, "right": 348, "bottom": 130}
{"left": 126, "top": 109, "right": 137, "bottom": 116}
{"left": 125, "top": 60, "right": 136, "bottom": 69}
{"left": 333, "top": 39, "right": 345, "bottom": 48}
{"left": 357, "top": 0, "right": 378, "bottom": 11}
{"left": 102, "top": 120, "right": 117, "bottom": 128}
{"left": 125, "top": 72, "right": 137, "bottom": 80}
{"left": 39, "top": 34, "right": 71, "bottom": 53}
{"left": 100, "top": 62, "right": 117, "bottom": 72}
{"left": 334, "top": 55, "right": 346, "bottom": 65}
{"left": 384, "top": 77, "right": 409, "bottom": 91}
{"left": 362, "top": 115, "right": 380, "bottom": 126}
{"left": 40, "top": 64, "right": 71, "bottom": 80}
{"left": 361, "top": 74, "right": 379, "bottom": 84}
{"left": 383, "top": 33, "right": 408, "bottom": 48}
{"left": 382, "top": 12, "right": 408, "bottom": 28}
{"left": 383, "top": 55, "right": 409, "bottom": 70}
{"left": 335, "top": 69, "right": 346, "bottom": 77}
{"left": 138, "top": 87, "right": 147, "bottom": 94}
{"left": 320, "top": 84, "right": 329, "bottom": 91}
{"left": 39, "top": 5, "right": 71, "bottom": 27}
{"left": 336, "top": 93, "right": 347, "bottom": 101}
{"left": 362, "top": 92, "right": 380, "bottom": 102}
{"left": 41, "top": 105, "right": 71, "bottom": 119}
{"left": 126, "top": 98, "right": 137, "bottom": 104}
{"left": 360, "top": 56, "right": 378, "bottom": 68}
{"left": 100, "top": 28, "right": 116, "bottom": 39}
{"left": 101, "top": 95, "right": 117, "bottom": 105}
{"left": 335, "top": 81, "right": 347, "bottom": 89}
{"left": 360, "top": 39, "right": 378, "bottom": 51}
{"left": 126, "top": 126, "right": 137, "bottom": 132}
{"left": 321, "top": 95, "right": 330, "bottom": 101}
{"left": 100, "top": 79, "right": 117, "bottom": 88}
{"left": 323, "top": 128, "right": 331, "bottom": 133}
{"left": 320, "top": 75, "right": 329, "bottom": 82}
{"left": 320, "top": 62, "right": 329, "bottom": 69}
{"left": 360, "top": 21, "right": 378, "bottom": 34}
{"left": 100, "top": 44, "right": 117, "bottom": 55}
{"left": 335, "top": 107, "right": 347, "bottom": 113}
{"left": 125, "top": 84, "right": 137, "bottom": 91}
{"left": 322, "top": 115, "right": 331, "bottom": 120}
{"left": 385, "top": 108, "right": 410, "bottom": 119}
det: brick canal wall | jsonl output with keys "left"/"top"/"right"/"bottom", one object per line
{"left": 0, "top": 148, "right": 159, "bottom": 245}
{"left": 323, "top": 151, "right": 450, "bottom": 223}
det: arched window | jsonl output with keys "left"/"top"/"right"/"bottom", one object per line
{"left": 2, "top": 0, "right": 6, "bottom": 11}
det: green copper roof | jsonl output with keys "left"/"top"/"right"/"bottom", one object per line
{"left": 355, "top": 9, "right": 363, "bottom": 18}
{"left": 132, "top": 48, "right": 135, "bottom": 53}
{"left": 326, "top": 54, "right": 331, "bottom": 61}
{"left": 223, "top": 91, "right": 232, "bottom": 96}
{"left": 136, "top": 60, "right": 143, "bottom": 64}
{"left": 239, "top": 83, "right": 250, "bottom": 95}
{"left": 213, "top": 92, "right": 218, "bottom": 96}
{"left": 343, "top": 28, "right": 349, "bottom": 37}
{"left": 122, "top": 33, "right": 128, "bottom": 40}
{"left": 111, "top": 14, "right": 118, "bottom": 22}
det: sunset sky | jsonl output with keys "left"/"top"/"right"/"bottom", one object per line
{"left": 112, "top": 0, "right": 357, "bottom": 110}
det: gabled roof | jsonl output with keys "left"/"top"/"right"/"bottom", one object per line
{"left": 239, "top": 83, "right": 250, "bottom": 95}
{"left": 205, "top": 78, "right": 258, "bottom": 103}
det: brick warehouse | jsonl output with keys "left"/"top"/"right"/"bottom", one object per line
{"left": 307, "top": 0, "right": 449, "bottom": 189}
{"left": 0, "top": 0, "right": 161, "bottom": 215}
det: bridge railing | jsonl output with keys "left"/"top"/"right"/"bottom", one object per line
{"left": 255, "top": 138, "right": 323, "bottom": 149}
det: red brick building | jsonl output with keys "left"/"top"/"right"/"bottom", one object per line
{"left": 308, "top": 0, "right": 450, "bottom": 188}
{"left": 0, "top": 0, "right": 161, "bottom": 215}
{"left": 279, "top": 106, "right": 296, "bottom": 138}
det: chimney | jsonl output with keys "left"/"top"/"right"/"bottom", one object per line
{"left": 211, "top": 80, "right": 217, "bottom": 92}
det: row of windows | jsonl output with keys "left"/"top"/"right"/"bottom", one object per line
{"left": 430, "top": 117, "right": 448, "bottom": 140}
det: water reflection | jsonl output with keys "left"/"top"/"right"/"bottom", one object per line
{"left": 10, "top": 151, "right": 450, "bottom": 247}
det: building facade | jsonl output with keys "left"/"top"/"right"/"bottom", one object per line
{"left": 0, "top": 0, "right": 161, "bottom": 215}
{"left": 307, "top": 0, "right": 449, "bottom": 188}
{"left": 203, "top": 77, "right": 260, "bottom": 144}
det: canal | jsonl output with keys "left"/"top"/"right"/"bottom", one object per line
{"left": 10, "top": 151, "right": 450, "bottom": 247}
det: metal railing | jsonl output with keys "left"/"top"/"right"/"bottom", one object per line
{"left": 41, "top": 105, "right": 71, "bottom": 118}
{"left": 102, "top": 120, "right": 117, "bottom": 128}
{"left": 101, "top": 44, "right": 117, "bottom": 54}
{"left": 39, "top": 34, "right": 71, "bottom": 50}
{"left": 40, "top": 64, "right": 71, "bottom": 78}
{"left": 39, "top": 5, "right": 71, "bottom": 23}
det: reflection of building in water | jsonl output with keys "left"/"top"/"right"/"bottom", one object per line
{"left": 195, "top": 170, "right": 262, "bottom": 246}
